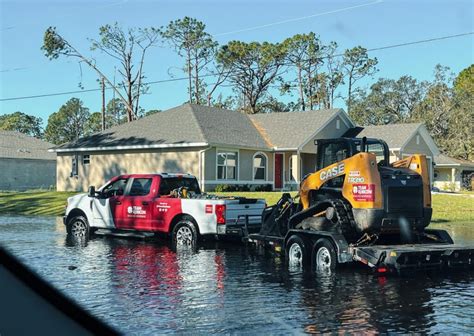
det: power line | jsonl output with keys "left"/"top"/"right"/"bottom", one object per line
{"left": 1, "top": 32, "right": 472, "bottom": 102}
{"left": 214, "top": 0, "right": 382, "bottom": 37}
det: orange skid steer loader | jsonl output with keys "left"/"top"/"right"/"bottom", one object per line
{"left": 247, "top": 137, "right": 473, "bottom": 275}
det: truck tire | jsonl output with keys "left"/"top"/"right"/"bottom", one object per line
{"left": 286, "top": 235, "right": 310, "bottom": 267}
{"left": 312, "top": 238, "right": 337, "bottom": 273}
{"left": 172, "top": 220, "right": 198, "bottom": 251}
{"left": 66, "top": 215, "right": 90, "bottom": 238}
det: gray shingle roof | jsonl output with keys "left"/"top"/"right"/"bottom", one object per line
{"left": 356, "top": 123, "right": 422, "bottom": 149}
{"left": 53, "top": 104, "right": 269, "bottom": 151}
{"left": 250, "top": 109, "right": 342, "bottom": 149}
{"left": 435, "top": 154, "right": 474, "bottom": 167}
{"left": 190, "top": 104, "right": 269, "bottom": 149}
{"left": 0, "top": 131, "right": 56, "bottom": 160}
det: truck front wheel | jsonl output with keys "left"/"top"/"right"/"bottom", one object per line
{"left": 172, "top": 220, "right": 198, "bottom": 251}
{"left": 286, "top": 235, "right": 310, "bottom": 267}
{"left": 312, "top": 238, "right": 337, "bottom": 273}
{"left": 67, "top": 215, "right": 90, "bottom": 238}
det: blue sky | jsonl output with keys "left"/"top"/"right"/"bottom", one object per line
{"left": 1, "top": 0, "right": 473, "bottom": 124}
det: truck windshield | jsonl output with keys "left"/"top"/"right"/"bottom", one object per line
{"left": 160, "top": 177, "right": 201, "bottom": 195}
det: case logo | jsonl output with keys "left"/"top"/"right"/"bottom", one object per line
{"left": 320, "top": 163, "right": 345, "bottom": 181}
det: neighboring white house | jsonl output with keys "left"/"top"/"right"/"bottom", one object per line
{"left": 433, "top": 154, "right": 474, "bottom": 191}
{"left": 0, "top": 131, "right": 56, "bottom": 191}
{"left": 357, "top": 123, "right": 440, "bottom": 185}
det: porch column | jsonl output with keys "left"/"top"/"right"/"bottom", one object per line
{"left": 451, "top": 168, "right": 456, "bottom": 184}
{"left": 296, "top": 150, "right": 301, "bottom": 184}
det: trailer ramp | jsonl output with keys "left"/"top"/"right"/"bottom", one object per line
{"left": 351, "top": 244, "right": 474, "bottom": 275}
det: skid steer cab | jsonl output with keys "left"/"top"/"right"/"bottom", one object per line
{"left": 247, "top": 137, "right": 474, "bottom": 275}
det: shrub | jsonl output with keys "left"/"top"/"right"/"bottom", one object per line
{"left": 254, "top": 184, "right": 272, "bottom": 192}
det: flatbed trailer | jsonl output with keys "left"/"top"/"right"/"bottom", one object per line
{"left": 246, "top": 228, "right": 474, "bottom": 275}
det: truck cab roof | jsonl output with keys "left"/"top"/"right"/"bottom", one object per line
{"left": 112, "top": 173, "right": 196, "bottom": 179}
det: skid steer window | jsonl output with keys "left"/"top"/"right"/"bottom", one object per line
{"left": 357, "top": 142, "right": 386, "bottom": 165}
{"left": 320, "top": 142, "right": 349, "bottom": 168}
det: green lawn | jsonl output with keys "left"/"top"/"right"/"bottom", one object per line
{"left": 0, "top": 191, "right": 76, "bottom": 216}
{"left": 0, "top": 190, "right": 472, "bottom": 223}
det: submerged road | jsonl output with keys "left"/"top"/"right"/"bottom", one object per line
{"left": 1, "top": 216, "right": 474, "bottom": 334}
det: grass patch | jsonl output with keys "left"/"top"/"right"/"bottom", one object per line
{"left": 0, "top": 190, "right": 472, "bottom": 223}
{"left": 0, "top": 191, "right": 76, "bottom": 216}
{"left": 431, "top": 193, "right": 474, "bottom": 223}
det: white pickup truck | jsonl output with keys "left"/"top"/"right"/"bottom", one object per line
{"left": 64, "top": 173, "right": 265, "bottom": 248}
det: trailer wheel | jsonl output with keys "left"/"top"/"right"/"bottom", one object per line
{"left": 66, "top": 215, "right": 90, "bottom": 238}
{"left": 312, "top": 238, "right": 337, "bottom": 273}
{"left": 286, "top": 235, "right": 310, "bottom": 267}
{"left": 172, "top": 220, "right": 197, "bottom": 251}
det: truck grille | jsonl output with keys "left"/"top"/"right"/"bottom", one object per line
{"left": 386, "top": 186, "right": 423, "bottom": 217}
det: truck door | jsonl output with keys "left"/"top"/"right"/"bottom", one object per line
{"left": 92, "top": 177, "right": 129, "bottom": 228}
{"left": 119, "top": 177, "right": 156, "bottom": 230}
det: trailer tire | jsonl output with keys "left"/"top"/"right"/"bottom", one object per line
{"left": 66, "top": 215, "right": 90, "bottom": 238}
{"left": 172, "top": 220, "right": 198, "bottom": 251}
{"left": 312, "top": 238, "right": 337, "bottom": 273}
{"left": 286, "top": 235, "right": 310, "bottom": 267}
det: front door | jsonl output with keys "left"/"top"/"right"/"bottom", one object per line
{"left": 275, "top": 153, "right": 284, "bottom": 189}
{"left": 93, "top": 177, "right": 129, "bottom": 228}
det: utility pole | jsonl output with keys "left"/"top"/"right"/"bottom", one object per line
{"left": 101, "top": 77, "right": 106, "bottom": 131}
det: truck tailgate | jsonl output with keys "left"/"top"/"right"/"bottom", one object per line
{"left": 225, "top": 199, "right": 265, "bottom": 226}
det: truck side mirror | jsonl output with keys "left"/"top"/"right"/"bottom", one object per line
{"left": 88, "top": 186, "right": 96, "bottom": 198}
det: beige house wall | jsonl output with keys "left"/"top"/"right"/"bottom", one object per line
{"left": 402, "top": 133, "right": 434, "bottom": 157}
{"left": 203, "top": 147, "right": 274, "bottom": 191}
{"left": 57, "top": 148, "right": 201, "bottom": 192}
{"left": 300, "top": 115, "right": 350, "bottom": 154}
{"left": 434, "top": 167, "right": 463, "bottom": 191}
{"left": 0, "top": 158, "right": 56, "bottom": 191}
{"left": 301, "top": 153, "right": 317, "bottom": 177}
{"left": 401, "top": 133, "right": 436, "bottom": 185}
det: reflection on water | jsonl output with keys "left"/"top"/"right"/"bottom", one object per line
{"left": 1, "top": 216, "right": 474, "bottom": 334}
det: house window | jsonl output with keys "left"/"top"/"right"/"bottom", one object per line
{"left": 336, "top": 119, "right": 341, "bottom": 130}
{"left": 416, "top": 135, "right": 420, "bottom": 145}
{"left": 82, "top": 154, "right": 90, "bottom": 165}
{"left": 70, "top": 155, "right": 78, "bottom": 177}
{"left": 217, "top": 151, "right": 238, "bottom": 180}
{"left": 253, "top": 153, "right": 267, "bottom": 180}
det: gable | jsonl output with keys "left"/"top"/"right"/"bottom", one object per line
{"left": 250, "top": 108, "right": 346, "bottom": 150}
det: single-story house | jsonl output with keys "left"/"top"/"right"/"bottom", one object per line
{"left": 51, "top": 104, "right": 354, "bottom": 191}
{"left": 433, "top": 154, "right": 474, "bottom": 191}
{"left": 0, "top": 131, "right": 56, "bottom": 191}
{"left": 51, "top": 104, "right": 458, "bottom": 192}
{"left": 356, "top": 123, "right": 440, "bottom": 184}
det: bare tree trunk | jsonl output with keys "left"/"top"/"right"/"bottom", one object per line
{"left": 101, "top": 77, "right": 106, "bottom": 130}
{"left": 187, "top": 50, "right": 192, "bottom": 103}
{"left": 194, "top": 59, "right": 200, "bottom": 105}
{"left": 307, "top": 65, "right": 313, "bottom": 110}
{"left": 297, "top": 64, "right": 305, "bottom": 111}
{"left": 347, "top": 73, "right": 353, "bottom": 114}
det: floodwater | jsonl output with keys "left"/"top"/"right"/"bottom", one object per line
{"left": 1, "top": 216, "right": 474, "bottom": 334}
